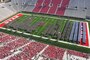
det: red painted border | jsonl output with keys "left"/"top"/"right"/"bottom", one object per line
{"left": 85, "top": 22, "right": 89, "bottom": 46}
{"left": 0, "top": 13, "right": 23, "bottom": 28}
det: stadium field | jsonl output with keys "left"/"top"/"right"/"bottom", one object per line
{"left": 5, "top": 14, "right": 70, "bottom": 37}
{"left": 2, "top": 13, "right": 89, "bottom": 47}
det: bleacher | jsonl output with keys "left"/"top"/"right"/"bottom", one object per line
{"left": 33, "top": 0, "right": 70, "bottom": 16}
{"left": 0, "top": 3, "right": 17, "bottom": 22}
{"left": 0, "top": 0, "right": 89, "bottom": 19}
{"left": 0, "top": 32, "right": 89, "bottom": 60}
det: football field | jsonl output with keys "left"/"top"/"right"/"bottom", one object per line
{"left": 5, "top": 13, "right": 90, "bottom": 46}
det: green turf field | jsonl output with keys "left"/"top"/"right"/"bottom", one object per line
{"left": 1, "top": 13, "right": 90, "bottom": 53}
{"left": 5, "top": 13, "right": 90, "bottom": 44}
{"left": 10, "top": 14, "right": 69, "bottom": 37}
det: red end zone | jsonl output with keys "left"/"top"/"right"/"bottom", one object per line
{"left": 0, "top": 13, "right": 23, "bottom": 28}
{"left": 85, "top": 22, "right": 89, "bottom": 46}
{"left": 80, "top": 22, "right": 89, "bottom": 47}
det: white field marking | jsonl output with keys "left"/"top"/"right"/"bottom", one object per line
{"left": 1, "top": 27, "right": 90, "bottom": 48}
{"left": 32, "top": 34, "right": 41, "bottom": 37}
{"left": 50, "top": 39, "right": 57, "bottom": 41}
{"left": 0, "top": 27, "right": 6, "bottom": 29}
{"left": 12, "top": 30, "right": 16, "bottom": 32}
{"left": 32, "top": 45, "right": 49, "bottom": 60}
{"left": 42, "top": 36, "right": 48, "bottom": 39}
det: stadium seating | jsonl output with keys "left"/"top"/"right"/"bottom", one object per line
{"left": 40, "top": 0, "right": 51, "bottom": 13}
{"left": 22, "top": 0, "right": 37, "bottom": 12}
{"left": 0, "top": 0, "right": 89, "bottom": 18}
{"left": 42, "top": 46, "right": 65, "bottom": 59}
{"left": 67, "top": 50, "right": 88, "bottom": 58}
{"left": 0, "top": 32, "right": 89, "bottom": 60}
{"left": 0, "top": 34, "right": 16, "bottom": 43}
{"left": 33, "top": 0, "right": 70, "bottom": 16}
{"left": 33, "top": 0, "right": 43, "bottom": 12}
{"left": 0, "top": 0, "right": 90, "bottom": 59}
{"left": 0, "top": 3, "right": 17, "bottom": 21}
{"left": 48, "top": 0, "right": 61, "bottom": 14}
{"left": 64, "top": 0, "right": 88, "bottom": 18}
{"left": 56, "top": 0, "right": 70, "bottom": 16}
{"left": 1, "top": 0, "right": 88, "bottom": 18}
{"left": 0, "top": 33, "right": 29, "bottom": 59}
{"left": 86, "top": 0, "right": 90, "bottom": 13}
{"left": 10, "top": 0, "right": 21, "bottom": 11}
